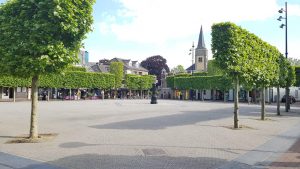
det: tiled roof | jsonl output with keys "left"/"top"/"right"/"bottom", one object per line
{"left": 186, "top": 64, "right": 195, "bottom": 71}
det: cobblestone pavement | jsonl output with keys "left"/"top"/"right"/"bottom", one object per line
{"left": 269, "top": 138, "right": 300, "bottom": 169}
{"left": 0, "top": 100, "right": 300, "bottom": 169}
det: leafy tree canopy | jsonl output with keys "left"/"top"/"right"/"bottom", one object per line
{"left": 0, "top": 0, "right": 95, "bottom": 77}
{"left": 207, "top": 59, "right": 224, "bottom": 76}
{"left": 211, "top": 22, "right": 280, "bottom": 87}
{"left": 171, "top": 65, "right": 186, "bottom": 74}
{"left": 141, "top": 55, "right": 170, "bottom": 83}
{"left": 109, "top": 62, "right": 124, "bottom": 88}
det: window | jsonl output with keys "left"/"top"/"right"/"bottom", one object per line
{"left": 17, "top": 87, "right": 22, "bottom": 92}
{"left": 22, "top": 87, "right": 27, "bottom": 92}
{"left": 198, "top": 57, "right": 203, "bottom": 63}
{"left": 203, "top": 90, "right": 206, "bottom": 95}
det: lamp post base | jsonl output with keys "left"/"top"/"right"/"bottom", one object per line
{"left": 151, "top": 96, "right": 157, "bottom": 104}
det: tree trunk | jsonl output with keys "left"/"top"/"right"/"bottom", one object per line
{"left": 234, "top": 76, "right": 239, "bottom": 128}
{"left": 30, "top": 75, "right": 39, "bottom": 139}
{"left": 201, "top": 90, "right": 204, "bottom": 101}
{"left": 277, "top": 86, "right": 280, "bottom": 116}
{"left": 287, "top": 87, "right": 290, "bottom": 111}
{"left": 13, "top": 87, "right": 16, "bottom": 102}
{"left": 69, "top": 89, "right": 72, "bottom": 100}
{"left": 246, "top": 90, "right": 250, "bottom": 104}
{"left": 47, "top": 88, "right": 50, "bottom": 101}
{"left": 223, "top": 90, "right": 226, "bottom": 102}
{"left": 261, "top": 86, "right": 265, "bottom": 120}
{"left": 285, "top": 87, "right": 289, "bottom": 112}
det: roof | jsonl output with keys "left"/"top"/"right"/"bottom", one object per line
{"left": 186, "top": 64, "right": 195, "bottom": 71}
{"left": 196, "top": 26, "right": 206, "bottom": 49}
{"left": 86, "top": 62, "right": 101, "bottom": 72}
{"left": 111, "top": 57, "right": 148, "bottom": 72}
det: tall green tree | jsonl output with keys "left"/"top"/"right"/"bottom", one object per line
{"left": 0, "top": 0, "right": 95, "bottom": 139}
{"left": 212, "top": 22, "right": 281, "bottom": 127}
{"left": 207, "top": 60, "right": 224, "bottom": 76}
{"left": 110, "top": 62, "right": 124, "bottom": 98}
{"left": 141, "top": 55, "right": 170, "bottom": 84}
{"left": 274, "top": 55, "right": 289, "bottom": 115}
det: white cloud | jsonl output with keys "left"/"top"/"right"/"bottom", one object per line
{"left": 107, "top": 0, "right": 279, "bottom": 44}
{"left": 92, "top": 0, "right": 300, "bottom": 69}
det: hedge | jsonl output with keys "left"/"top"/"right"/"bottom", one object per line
{"left": 125, "top": 74, "right": 155, "bottom": 90}
{"left": 167, "top": 75, "right": 232, "bottom": 90}
{"left": 0, "top": 71, "right": 115, "bottom": 89}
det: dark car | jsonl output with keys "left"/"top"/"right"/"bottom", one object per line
{"left": 281, "top": 95, "right": 296, "bottom": 104}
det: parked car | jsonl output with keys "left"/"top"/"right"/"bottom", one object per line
{"left": 281, "top": 95, "right": 296, "bottom": 104}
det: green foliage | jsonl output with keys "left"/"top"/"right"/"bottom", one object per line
{"left": 109, "top": 62, "right": 124, "bottom": 88}
{"left": 288, "top": 58, "right": 300, "bottom": 66}
{"left": 175, "top": 73, "right": 191, "bottom": 77}
{"left": 171, "top": 65, "right": 186, "bottom": 74}
{"left": 295, "top": 66, "right": 300, "bottom": 86}
{"left": 211, "top": 22, "right": 280, "bottom": 87}
{"left": 0, "top": 75, "right": 30, "bottom": 87}
{"left": 65, "top": 66, "right": 87, "bottom": 72}
{"left": 0, "top": 72, "right": 115, "bottom": 89}
{"left": 125, "top": 74, "right": 155, "bottom": 90}
{"left": 287, "top": 65, "right": 296, "bottom": 87}
{"left": 207, "top": 59, "right": 224, "bottom": 76}
{"left": 0, "top": 0, "right": 95, "bottom": 77}
{"left": 192, "top": 72, "right": 208, "bottom": 76}
{"left": 141, "top": 55, "right": 170, "bottom": 84}
{"left": 167, "top": 75, "right": 232, "bottom": 91}
{"left": 166, "top": 76, "right": 175, "bottom": 89}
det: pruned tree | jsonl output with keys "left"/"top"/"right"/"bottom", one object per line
{"left": 212, "top": 22, "right": 281, "bottom": 127}
{"left": 110, "top": 62, "right": 124, "bottom": 98}
{"left": 141, "top": 55, "right": 170, "bottom": 84}
{"left": 207, "top": 59, "right": 224, "bottom": 76}
{"left": 0, "top": 0, "right": 95, "bottom": 139}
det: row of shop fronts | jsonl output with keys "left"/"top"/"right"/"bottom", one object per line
{"left": 159, "top": 87, "right": 300, "bottom": 103}
{"left": 0, "top": 86, "right": 152, "bottom": 101}
{"left": 1, "top": 86, "right": 299, "bottom": 103}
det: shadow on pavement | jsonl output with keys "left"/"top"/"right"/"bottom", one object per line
{"left": 89, "top": 105, "right": 297, "bottom": 130}
{"left": 20, "top": 154, "right": 229, "bottom": 169}
{"left": 89, "top": 108, "right": 234, "bottom": 130}
{"left": 59, "top": 142, "right": 278, "bottom": 154}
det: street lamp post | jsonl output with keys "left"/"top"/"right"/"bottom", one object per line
{"left": 189, "top": 42, "right": 195, "bottom": 75}
{"left": 189, "top": 42, "right": 195, "bottom": 100}
{"left": 278, "top": 1, "right": 289, "bottom": 112}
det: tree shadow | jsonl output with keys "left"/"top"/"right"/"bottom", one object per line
{"left": 19, "top": 153, "right": 231, "bottom": 169}
{"left": 0, "top": 151, "right": 64, "bottom": 169}
{"left": 89, "top": 108, "right": 234, "bottom": 130}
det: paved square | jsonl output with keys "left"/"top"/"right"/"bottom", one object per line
{"left": 0, "top": 100, "right": 300, "bottom": 169}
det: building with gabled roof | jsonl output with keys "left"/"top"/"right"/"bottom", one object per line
{"left": 87, "top": 58, "right": 148, "bottom": 75}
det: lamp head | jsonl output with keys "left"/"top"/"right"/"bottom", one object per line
{"left": 280, "top": 24, "right": 285, "bottom": 28}
{"left": 277, "top": 16, "right": 283, "bottom": 21}
{"left": 278, "top": 8, "right": 284, "bottom": 13}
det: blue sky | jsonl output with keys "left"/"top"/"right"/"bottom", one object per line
{"left": 1, "top": 0, "right": 299, "bottom": 69}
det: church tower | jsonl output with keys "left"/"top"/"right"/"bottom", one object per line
{"left": 195, "top": 26, "right": 208, "bottom": 72}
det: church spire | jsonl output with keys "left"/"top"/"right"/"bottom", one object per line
{"left": 196, "top": 25, "right": 206, "bottom": 49}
